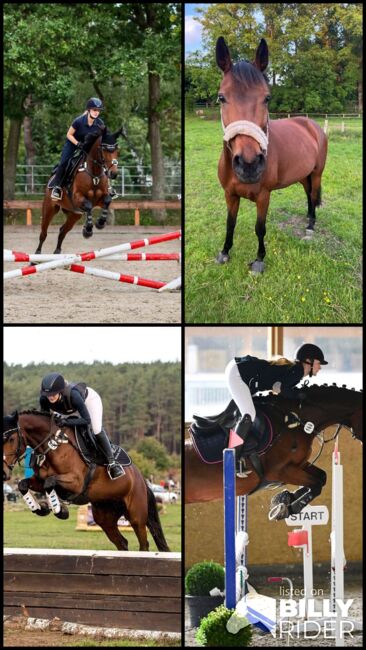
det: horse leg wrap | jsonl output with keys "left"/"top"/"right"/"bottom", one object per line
{"left": 46, "top": 488, "right": 61, "bottom": 514}
{"left": 288, "top": 487, "right": 313, "bottom": 514}
{"left": 22, "top": 490, "right": 41, "bottom": 512}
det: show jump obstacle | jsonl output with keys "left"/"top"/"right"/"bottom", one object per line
{"left": 223, "top": 445, "right": 362, "bottom": 645}
{"left": 4, "top": 548, "right": 181, "bottom": 633}
{"left": 4, "top": 231, "right": 181, "bottom": 292}
{"left": 223, "top": 448, "right": 276, "bottom": 632}
{"left": 284, "top": 442, "right": 362, "bottom": 645}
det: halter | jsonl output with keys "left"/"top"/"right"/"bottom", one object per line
{"left": 220, "top": 108, "right": 269, "bottom": 157}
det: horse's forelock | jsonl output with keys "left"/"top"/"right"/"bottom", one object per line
{"left": 232, "top": 60, "right": 269, "bottom": 89}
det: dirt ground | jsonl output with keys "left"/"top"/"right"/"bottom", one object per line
{"left": 4, "top": 226, "right": 181, "bottom": 324}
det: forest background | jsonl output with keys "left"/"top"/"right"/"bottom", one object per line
{"left": 4, "top": 361, "right": 181, "bottom": 481}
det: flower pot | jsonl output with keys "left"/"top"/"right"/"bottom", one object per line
{"left": 185, "top": 594, "right": 225, "bottom": 628}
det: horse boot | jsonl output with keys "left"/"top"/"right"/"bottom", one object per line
{"left": 95, "top": 429, "right": 125, "bottom": 480}
{"left": 233, "top": 414, "right": 253, "bottom": 478}
{"left": 50, "top": 161, "right": 68, "bottom": 201}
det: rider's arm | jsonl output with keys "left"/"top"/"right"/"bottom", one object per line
{"left": 66, "top": 126, "right": 78, "bottom": 145}
{"left": 70, "top": 389, "right": 92, "bottom": 425}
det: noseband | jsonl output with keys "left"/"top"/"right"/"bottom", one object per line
{"left": 221, "top": 110, "right": 269, "bottom": 156}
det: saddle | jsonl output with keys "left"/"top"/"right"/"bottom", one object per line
{"left": 47, "top": 151, "right": 85, "bottom": 191}
{"left": 189, "top": 398, "right": 273, "bottom": 464}
{"left": 65, "top": 418, "right": 131, "bottom": 468}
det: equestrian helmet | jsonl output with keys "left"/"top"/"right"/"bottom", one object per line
{"left": 295, "top": 344, "right": 328, "bottom": 365}
{"left": 86, "top": 97, "right": 104, "bottom": 111}
{"left": 41, "top": 372, "right": 66, "bottom": 396}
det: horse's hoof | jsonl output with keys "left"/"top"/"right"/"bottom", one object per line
{"left": 305, "top": 228, "right": 314, "bottom": 238}
{"left": 82, "top": 228, "right": 93, "bottom": 239}
{"left": 35, "top": 505, "right": 51, "bottom": 517}
{"left": 268, "top": 502, "right": 288, "bottom": 521}
{"left": 270, "top": 490, "right": 292, "bottom": 508}
{"left": 249, "top": 260, "right": 265, "bottom": 274}
{"left": 55, "top": 506, "right": 69, "bottom": 520}
{"left": 95, "top": 219, "right": 106, "bottom": 230}
{"left": 216, "top": 251, "right": 230, "bottom": 264}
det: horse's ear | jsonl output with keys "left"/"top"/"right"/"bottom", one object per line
{"left": 216, "top": 37, "right": 232, "bottom": 73}
{"left": 254, "top": 38, "right": 268, "bottom": 73}
{"left": 112, "top": 127, "right": 123, "bottom": 139}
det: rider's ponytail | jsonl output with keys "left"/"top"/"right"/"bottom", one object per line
{"left": 269, "top": 357, "right": 296, "bottom": 367}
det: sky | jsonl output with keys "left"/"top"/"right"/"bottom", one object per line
{"left": 185, "top": 3, "right": 205, "bottom": 56}
{"left": 4, "top": 327, "right": 181, "bottom": 365}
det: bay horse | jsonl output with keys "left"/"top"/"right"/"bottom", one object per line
{"left": 3, "top": 410, "right": 170, "bottom": 552}
{"left": 36, "top": 126, "right": 121, "bottom": 255}
{"left": 185, "top": 385, "right": 362, "bottom": 519}
{"left": 216, "top": 36, "right": 328, "bottom": 273}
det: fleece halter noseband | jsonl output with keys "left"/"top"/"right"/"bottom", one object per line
{"left": 220, "top": 107, "right": 269, "bottom": 156}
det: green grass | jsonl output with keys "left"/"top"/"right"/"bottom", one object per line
{"left": 4, "top": 501, "right": 181, "bottom": 552}
{"left": 185, "top": 115, "right": 362, "bottom": 323}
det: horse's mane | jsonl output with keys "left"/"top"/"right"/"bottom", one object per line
{"left": 19, "top": 409, "right": 51, "bottom": 418}
{"left": 255, "top": 383, "right": 361, "bottom": 404}
{"left": 83, "top": 127, "right": 104, "bottom": 151}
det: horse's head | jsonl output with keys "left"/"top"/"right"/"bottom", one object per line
{"left": 3, "top": 411, "right": 22, "bottom": 481}
{"left": 102, "top": 127, "right": 122, "bottom": 179}
{"left": 216, "top": 36, "right": 270, "bottom": 184}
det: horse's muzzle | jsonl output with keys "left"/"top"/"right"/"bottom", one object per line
{"left": 232, "top": 153, "right": 266, "bottom": 184}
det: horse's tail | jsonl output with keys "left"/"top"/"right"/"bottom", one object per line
{"left": 146, "top": 484, "right": 171, "bottom": 552}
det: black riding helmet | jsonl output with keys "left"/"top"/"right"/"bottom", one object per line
{"left": 86, "top": 97, "right": 104, "bottom": 111}
{"left": 295, "top": 344, "right": 328, "bottom": 365}
{"left": 41, "top": 372, "right": 66, "bottom": 396}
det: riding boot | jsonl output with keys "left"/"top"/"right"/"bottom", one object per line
{"left": 234, "top": 414, "right": 252, "bottom": 477}
{"left": 95, "top": 429, "right": 124, "bottom": 479}
{"left": 49, "top": 161, "right": 68, "bottom": 200}
{"left": 235, "top": 413, "right": 252, "bottom": 443}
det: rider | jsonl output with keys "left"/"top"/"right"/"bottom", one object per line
{"left": 49, "top": 97, "right": 107, "bottom": 201}
{"left": 225, "top": 343, "right": 328, "bottom": 465}
{"left": 39, "top": 372, "right": 124, "bottom": 479}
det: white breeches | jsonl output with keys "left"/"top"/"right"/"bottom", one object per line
{"left": 54, "top": 387, "right": 103, "bottom": 433}
{"left": 225, "top": 359, "right": 256, "bottom": 420}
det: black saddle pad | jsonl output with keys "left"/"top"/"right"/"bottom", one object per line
{"left": 190, "top": 403, "right": 273, "bottom": 464}
{"left": 47, "top": 152, "right": 84, "bottom": 189}
{"left": 73, "top": 426, "right": 131, "bottom": 468}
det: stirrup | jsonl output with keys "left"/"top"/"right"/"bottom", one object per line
{"left": 51, "top": 187, "right": 63, "bottom": 201}
{"left": 107, "top": 461, "right": 125, "bottom": 480}
{"left": 236, "top": 457, "right": 252, "bottom": 479}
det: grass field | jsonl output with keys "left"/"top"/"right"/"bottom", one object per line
{"left": 4, "top": 500, "right": 181, "bottom": 552}
{"left": 185, "top": 115, "right": 362, "bottom": 323}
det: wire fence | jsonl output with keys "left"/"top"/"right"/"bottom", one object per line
{"left": 14, "top": 163, "right": 181, "bottom": 198}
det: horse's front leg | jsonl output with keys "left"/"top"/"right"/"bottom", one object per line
{"left": 95, "top": 193, "right": 112, "bottom": 230}
{"left": 44, "top": 475, "right": 75, "bottom": 520}
{"left": 18, "top": 478, "right": 50, "bottom": 516}
{"left": 268, "top": 463, "right": 327, "bottom": 520}
{"left": 250, "top": 190, "right": 270, "bottom": 274}
{"left": 216, "top": 194, "right": 240, "bottom": 264}
{"left": 81, "top": 199, "right": 94, "bottom": 238}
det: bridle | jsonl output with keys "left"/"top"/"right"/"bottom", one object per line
{"left": 3, "top": 424, "right": 26, "bottom": 471}
{"left": 220, "top": 107, "right": 270, "bottom": 158}
{"left": 79, "top": 143, "right": 118, "bottom": 185}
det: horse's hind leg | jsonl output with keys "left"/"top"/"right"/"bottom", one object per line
{"left": 91, "top": 502, "right": 129, "bottom": 551}
{"left": 54, "top": 211, "right": 81, "bottom": 253}
{"left": 125, "top": 497, "right": 150, "bottom": 551}
{"left": 35, "top": 198, "right": 60, "bottom": 254}
{"left": 302, "top": 173, "right": 322, "bottom": 234}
